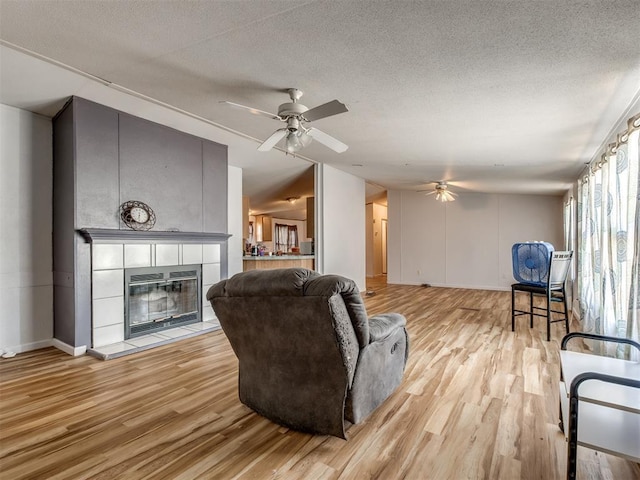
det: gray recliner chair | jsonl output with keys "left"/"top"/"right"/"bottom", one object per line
{"left": 206, "top": 268, "right": 409, "bottom": 439}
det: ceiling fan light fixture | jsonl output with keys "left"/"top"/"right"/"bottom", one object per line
{"left": 285, "top": 131, "right": 304, "bottom": 153}
{"left": 433, "top": 183, "right": 455, "bottom": 202}
{"left": 285, "top": 130, "right": 312, "bottom": 153}
{"left": 437, "top": 190, "right": 455, "bottom": 202}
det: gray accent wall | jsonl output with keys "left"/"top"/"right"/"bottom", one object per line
{"left": 119, "top": 114, "right": 204, "bottom": 232}
{"left": 203, "top": 141, "right": 229, "bottom": 233}
{"left": 53, "top": 97, "right": 229, "bottom": 348}
{"left": 75, "top": 99, "right": 120, "bottom": 228}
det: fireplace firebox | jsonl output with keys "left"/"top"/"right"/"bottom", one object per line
{"left": 125, "top": 265, "right": 202, "bottom": 338}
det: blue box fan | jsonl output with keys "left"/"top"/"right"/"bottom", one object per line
{"left": 511, "top": 242, "right": 554, "bottom": 286}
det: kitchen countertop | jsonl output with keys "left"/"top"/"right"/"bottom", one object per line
{"left": 243, "top": 255, "right": 315, "bottom": 261}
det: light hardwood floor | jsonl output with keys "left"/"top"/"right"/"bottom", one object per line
{"left": 1, "top": 279, "right": 638, "bottom": 479}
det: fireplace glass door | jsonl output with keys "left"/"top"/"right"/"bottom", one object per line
{"left": 125, "top": 266, "right": 201, "bottom": 338}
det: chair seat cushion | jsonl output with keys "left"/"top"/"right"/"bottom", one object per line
{"left": 511, "top": 282, "right": 546, "bottom": 294}
{"left": 512, "top": 282, "right": 565, "bottom": 297}
{"left": 368, "top": 313, "right": 407, "bottom": 343}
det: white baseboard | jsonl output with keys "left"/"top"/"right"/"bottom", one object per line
{"left": 390, "top": 281, "right": 511, "bottom": 292}
{"left": 52, "top": 338, "right": 87, "bottom": 356}
{"left": 1, "top": 339, "right": 53, "bottom": 355}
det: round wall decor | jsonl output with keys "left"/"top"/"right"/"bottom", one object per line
{"left": 120, "top": 200, "right": 156, "bottom": 231}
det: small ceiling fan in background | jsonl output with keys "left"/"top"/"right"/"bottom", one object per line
{"left": 221, "top": 88, "right": 349, "bottom": 154}
{"left": 418, "top": 181, "right": 458, "bottom": 202}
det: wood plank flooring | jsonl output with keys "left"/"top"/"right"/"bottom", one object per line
{"left": 1, "top": 279, "right": 638, "bottom": 479}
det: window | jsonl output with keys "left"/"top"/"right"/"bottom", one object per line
{"left": 248, "top": 221, "right": 254, "bottom": 245}
{"left": 275, "top": 223, "right": 298, "bottom": 252}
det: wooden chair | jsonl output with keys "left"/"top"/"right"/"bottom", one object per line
{"left": 511, "top": 251, "right": 573, "bottom": 341}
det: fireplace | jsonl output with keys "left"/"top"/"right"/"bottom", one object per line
{"left": 78, "top": 229, "right": 229, "bottom": 349}
{"left": 52, "top": 98, "right": 230, "bottom": 354}
{"left": 125, "top": 265, "right": 201, "bottom": 338}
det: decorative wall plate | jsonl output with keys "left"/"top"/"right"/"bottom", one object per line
{"left": 120, "top": 200, "right": 156, "bottom": 231}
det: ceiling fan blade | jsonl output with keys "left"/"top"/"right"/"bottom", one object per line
{"left": 220, "top": 101, "right": 281, "bottom": 121}
{"left": 303, "top": 100, "right": 348, "bottom": 122}
{"left": 307, "top": 127, "right": 349, "bottom": 153}
{"left": 258, "top": 129, "right": 287, "bottom": 151}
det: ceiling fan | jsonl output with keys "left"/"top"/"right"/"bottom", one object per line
{"left": 222, "top": 88, "right": 349, "bottom": 154}
{"left": 419, "top": 181, "right": 458, "bottom": 202}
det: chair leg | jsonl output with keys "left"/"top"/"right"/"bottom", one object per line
{"left": 562, "top": 287, "right": 570, "bottom": 335}
{"left": 511, "top": 288, "right": 515, "bottom": 332}
{"left": 529, "top": 292, "right": 534, "bottom": 328}
{"left": 546, "top": 289, "right": 551, "bottom": 342}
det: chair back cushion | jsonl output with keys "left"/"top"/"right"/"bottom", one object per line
{"left": 303, "top": 274, "right": 370, "bottom": 346}
{"left": 213, "top": 267, "right": 319, "bottom": 297}
{"left": 206, "top": 268, "right": 364, "bottom": 438}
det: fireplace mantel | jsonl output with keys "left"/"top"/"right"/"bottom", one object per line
{"left": 79, "top": 228, "right": 232, "bottom": 244}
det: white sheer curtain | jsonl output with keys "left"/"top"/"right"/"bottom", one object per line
{"left": 275, "top": 223, "right": 289, "bottom": 251}
{"left": 564, "top": 197, "right": 575, "bottom": 306}
{"left": 577, "top": 127, "right": 639, "bottom": 359}
{"left": 275, "top": 223, "right": 299, "bottom": 252}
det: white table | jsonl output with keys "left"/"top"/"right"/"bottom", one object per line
{"left": 559, "top": 333, "right": 640, "bottom": 480}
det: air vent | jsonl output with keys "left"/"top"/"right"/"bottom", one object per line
{"left": 130, "top": 273, "right": 164, "bottom": 282}
{"left": 170, "top": 270, "right": 197, "bottom": 278}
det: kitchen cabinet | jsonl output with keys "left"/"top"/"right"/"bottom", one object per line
{"left": 306, "top": 197, "right": 314, "bottom": 238}
{"left": 255, "top": 215, "right": 272, "bottom": 242}
{"left": 242, "top": 196, "right": 250, "bottom": 240}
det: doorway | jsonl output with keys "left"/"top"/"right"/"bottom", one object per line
{"left": 381, "top": 218, "right": 388, "bottom": 275}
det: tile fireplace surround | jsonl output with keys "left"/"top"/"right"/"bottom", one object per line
{"left": 80, "top": 229, "right": 230, "bottom": 360}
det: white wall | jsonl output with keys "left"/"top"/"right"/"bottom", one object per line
{"left": 388, "top": 190, "right": 564, "bottom": 290}
{"left": 0, "top": 104, "right": 53, "bottom": 353}
{"left": 316, "top": 164, "right": 366, "bottom": 290}
{"left": 227, "top": 165, "right": 243, "bottom": 277}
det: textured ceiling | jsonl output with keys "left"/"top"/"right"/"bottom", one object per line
{"left": 1, "top": 0, "right": 639, "bottom": 206}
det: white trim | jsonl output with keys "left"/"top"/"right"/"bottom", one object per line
{"left": 314, "top": 163, "right": 324, "bottom": 274}
{"left": 2, "top": 339, "right": 53, "bottom": 355}
{"left": 52, "top": 338, "right": 87, "bottom": 356}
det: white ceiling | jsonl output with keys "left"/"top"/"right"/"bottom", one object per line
{"left": 1, "top": 0, "right": 639, "bottom": 207}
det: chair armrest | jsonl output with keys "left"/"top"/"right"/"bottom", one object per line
{"left": 561, "top": 332, "right": 640, "bottom": 353}
{"left": 368, "top": 313, "right": 406, "bottom": 343}
{"left": 566, "top": 372, "right": 640, "bottom": 479}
